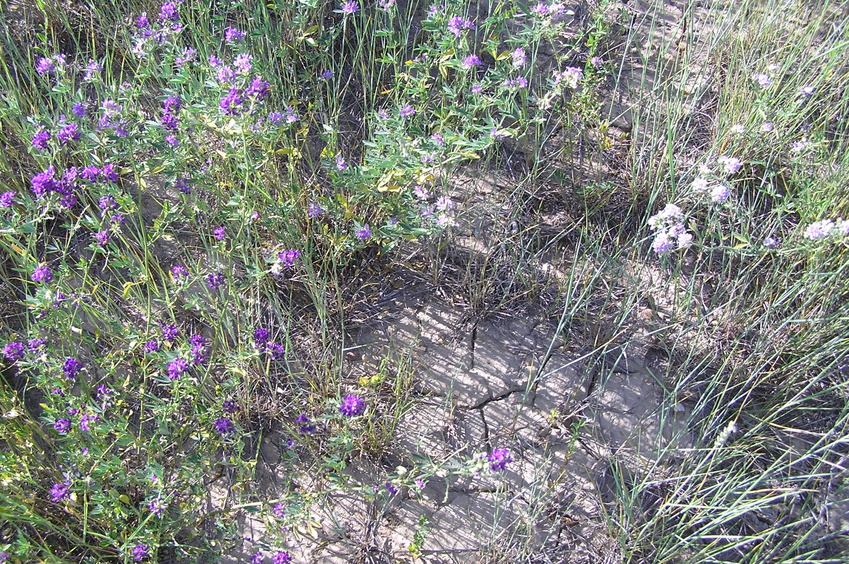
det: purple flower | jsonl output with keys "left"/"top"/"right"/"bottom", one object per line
{"left": 335, "top": 154, "right": 347, "bottom": 170}
{"left": 308, "top": 203, "right": 324, "bottom": 218}
{"left": 167, "top": 357, "right": 189, "bottom": 379}
{"left": 57, "top": 123, "right": 80, "bottom": 144}
{"left": 225, "top": 27, "right": 246, "bottom": 43}
{"left": 50, "top": 482, "right": 71, "bottom": 503}
{"left": 378, "top": 109, "right": 389, "bottom": 119}
{"left": 161, "top": 112, "right": 179, "bottom": 131}
{"left": 278, "top": 249, "right": 301, "bottom": 269}
{"left": 206, "top": 272, "right": 225, "bottom": 290}
{"left": 251, "top": 551, "right": 264, "bottom": 564}
{"left": 804, "top": 219, "right": 835, "bottom": 240}
{"left": 339, "top": 394, "right": 366, "bottom": 417}
{"left": 165, "top": 134, "right": 179, "bottom": 147}
{"left": 385, "top": 482, "right": 398, "bottom": 495}
{"left": 175, "top": 178, "right": 191, "bottom": 194}
{"left": 651, "top": 232, "right": 676, "bottom": 254}
{"left": 488, "top": 448, "right": 512, "bottom": 471}
{"left": 80, "top": 413, "right": 98, "bottom": 431}
{"left": 189, "top": 334, "right": 209, "bottom": 366}
{"left": 159, "top": 1, "right": 179, "bottom": 22}
{"left": 447, "top": 15, "right": 475, "bottom": 36}
{"left": 254, "top": 327, "right": 270, "bottom": 347}
{"left": 400, "top": 104, "right": 416, "bottom": 118}
{"left": 216, "top": 65, "right": 236, "bottom": 83}
{"left": 246, "top": 77, "right": 270, "bottom": 100}
{"left": 132, "top": 544, "right": 149, "bottom": 562}
{"left": 31, "top": 167, "right": 57, "bottom": 197}
{"left": 717, "top": 155, "right": 742, "bottom": 175}
{"left": 175, "top": 47, "right": 197, "bottom": 67}
{"left": 171, "top": 265, "right": 189, "bottom": 280}
{"left": 93, "top": 231, "right": 111, "bottom": 246}
{"left": 161, "top": 324, "right": 179, "bottom": 342}
{"left": 214, "top": 417, "right": 235, "bottom": 435}
{"left": 63, "top": 357, "right": 82, "bottom": 379}
{"left": 28, "top": 338, "right": 46, "bottom": 351}
{"left": 511, "top": 47, "right": 526, "bottom": 67}
{"left": 234, "top": 53, "right": 253, "bottom": 74}
{"left": 81, "top": 166, "right": 100, "bottom": 183}
{"left": 273, "top": 502, "right": 287, "bottom": 518}
{"left": 101, "top": 163, "right": 120, "bottom": 183}
{"left": 321, "top": 69, "right": 334, "bottom": 80}
{"left": 213, "top": 226, "right": 226, "bottom": 241}
{"left": 32, "top": 130, "right": 51, "bottom": 150}
{"left": 340, "top": 1, "right": 359, "bottom": 14}
{"left": 32, "top": 266, "right": 53, "bottom": 283}
{"left": 54, "top": 418, "right": 71, "bottom": 434}
{"left": 3, "top": 342, "right": 25, "bottom": 361}
{"left": 763, "top": 236, "right": 778, "bottom": 248}
{"left": 143, "top": 340, "right": 160, "bottom": 354}
{"left": 710, "top": 184, "right": 730, "bottom": 203}
{"left": 222, "top": 399, "right": 238, "bottom": 414}
{"left": 272, "top": 551, "right": 292, "bottom": 564}
{"left": 471, "top": 84, "right": 483, "bottom": 94}
{"left": 136, "top": 13, "right": 150, "bottom": 28}
{"left": 355, "top": 224, "right": 371, "bottom": 241}
{"left": 219, "top": 88, "right": 243, "bottom": 115}
{"left": 36, "top": 57, "right": 55, "bottom": 76}
{"left": 296, "top": 413, "right": 316, "bottom": 434}
{"left": 83, "top": 61, "right": 102, "bottom": 82}
{"left": 267, "top": 343, "right": 285, "bottom": 359}
{"left": 0, "top": 190, "right": 15, "bottom": 208}
{"left": 462, "top": 55, "right": 482, "bottom": 69}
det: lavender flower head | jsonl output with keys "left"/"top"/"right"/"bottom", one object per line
{"left": 488, "top": 448, "right": 512, "bottom": 471}
{"left": 804, "top": 219, "right": 835, "bottom": 240}
{"left": 273, "top": 551, "right": 292, "bottom": 564}
{"left": 32, "top": 130, "right": 51, "bottom": 150}
{"left": 400, "top": 104, "right": 416, "bottom": 118}
{"left": 50, "top": 481, "right": 71, "bottom": 503}
{"left": 161, "top": 324, "right": 179, "bottom": 342}
{"left": 254, "top": 327, "right": 270, "bottom": 347}
{"left": 54, "top": 418, "right": 71, "bottom": 434}
{"left": 132, "top": 544, "right": 149, "bottom": 562}
{"left": 167, "top": 357, "right": 189, "bottom": 380}
{"left": 251, "top": 551, "right": 265, "bottom": 564}
{"left": 3, "top": 342, "right": 25, "bottom": 362}
{"left": 214, "top": 417, "right": 235, "bottom": 435}
{"left": 206, "top": 272, "right": 225, "bottom": 290}
{"left": 308, "top": 202, "right": 324, "bottom": 218}
{"left": 171, "top": 265, "right": 189, "bottom": 281}
{"left": 213, "top": 226, "right": 226, "bottom": 241}
{"left": 710, "top": 184, "right": 730, "bottom": 203}
{"left": 447, "top": 16, "right": 475, "bottom": 37}
{"left": 63, "top": 357, "right": 82, "bottom": 379}
{"left": 340, "top": 1, "right": 359, "bottom": 14}
{"left": 273, "top": 502, "right": 287, "bottom": 518}
{"left": 222, "top": 399, "right": 239, "bottom": 414}
{"left": 355, "top": 224, "right": 371, "bottom": 241}
{"left": 159, "top": 1, "right": 179, "bottom": 22}
{"left": 144, "top": 340, "right": 160, "bottom": 354}
{"left": 1, "top": 191, "right": 16, "bottom": 208}
{"left": 278, "top": 249, "right": 301, "bottom": 269}
{"left": 225, "top": 27, "right": 246, "bottom": 43}
{"left": 717, "top": 155, "right": 742, "bottom": 175}
{"left": 511, "top": 47, "right": 526, "bottom": 67}
{"left": 339, "top": 394, "right": 366, "bottom": 417}
{"left": 462, "top": 55, "right": 482, "bottom": 69}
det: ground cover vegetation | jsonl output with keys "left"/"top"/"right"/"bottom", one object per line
{"left": 0, "top": 0, "right": 847, "bottom": 561}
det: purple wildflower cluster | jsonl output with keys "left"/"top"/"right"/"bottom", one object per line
{"left": 340, "top": 1, "right": 359, "bottom": 15}
{"left": 339, "top": 394, "right": 366, "bottom": 417}
{"left": 50, "top": 481, "right": 71, "bottom": 503}
{"left": 511, "top": 47, "right": 526, "bottom": 68}
{"left": 804, "top": 218, "right": 849, "bottom": 240}
{"left": 3, "top": 341, "right": 25, "bottom": 362}
{"left": 189, "top": 334, "right": 209, "bottom": 366}
{"left": 132, "top": 544, "right": 150, "bottom": 562}
{"left": 206, "top": 272, "right": 226, "bottom": 290}
{"left": 278, "top": 249, "right": 301, "bottom": 269}
{"left": 553, "top": 67, "right": 582, "bottom": 89}
{"left": 296, "top": 413, "right": 317, "bottom": 434}
{"left": 488, "top": 448, "right": 512, "bottom": 471}
{"left": 214, "top": 417, "right": 235, "bottom": 435}
{"left": 161, "top": 95, "right": 181, "bottom": 146}
{"left": 167, "top": 357, "right": 189, "bottom": 380}
{"left": 225, "top": 27, "right": 246, "bottom": 43}
{"left": 447, "top": 15, "right": 475, "bottom": 37}
{"left": 355, "top": 224, "right": 372, "bottom": 241}
{"left": 0, "top": 191, "right": 15, "bottom": 208}
{"left": 462, "top": 55, "right": 482, "bottom": 70}
{"left": 647, "top": 203, "right": 693, "bottom": 255}
{"left": 63, "top": 357, "right": 83, "bottom": 379}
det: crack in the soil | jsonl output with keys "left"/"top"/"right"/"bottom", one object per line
{"left": 466, "top": 386, "right": 522, "bottom": 411}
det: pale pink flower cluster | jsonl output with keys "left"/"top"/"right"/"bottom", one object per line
{"left": 553, "top": 67, "right": 582, "bottom": 89}
{"left": 648, "top": 204, "right": 693, "bottom": 254}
